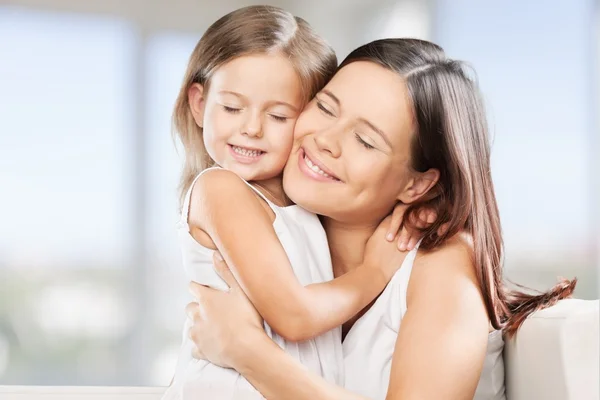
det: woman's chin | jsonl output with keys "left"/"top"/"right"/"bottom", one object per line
{"left": 284, "top": 182, "right": 325, "bottom": 216}
{"left": 284, "top": 160, "right": 347, "bottom": 217}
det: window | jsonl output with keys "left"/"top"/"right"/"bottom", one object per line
{"left": 434, "top": 0, "right": 598, "bottom": 298}
{"left": 0, "top": 6, "right": 138, "bottom": 385}
{"left": 143, "top": 32, "right": 200, "bottom": 385}
{"left": 0, "top": 6, "right": 204, "bottom": 386}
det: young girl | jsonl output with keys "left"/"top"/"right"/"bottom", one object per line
{"left": 162, "top": 6, "right": 412, "bottom": 400}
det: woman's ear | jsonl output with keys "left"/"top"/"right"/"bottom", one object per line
{"left": 188, "top": 83, "right": 206, "bottom": 128}
{"left": 397, "top": 168, "right": 440, "bottom": 204}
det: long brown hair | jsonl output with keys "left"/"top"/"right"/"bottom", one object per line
{"left": 173, "top": 5, "right": 337, "bottom": 204}
{"left": 339, "top": 39, "right": 576, "bottom": 336}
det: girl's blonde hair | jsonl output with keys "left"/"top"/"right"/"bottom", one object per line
{"left": 173, "top": 5, "right": 337, "bottom": 203}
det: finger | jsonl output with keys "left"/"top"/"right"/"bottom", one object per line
{"left": 386, "top": 212, "right": 403, "bottom": 242}
{"left": 413, "top": 209, "right": 428, "bottom": 229}
{"left": 404, "top": 213, "right": 421, "bottom": 251}
{"left": 188, "top": 281, "right": 206, "bottom": 296}
{"left": 185, "top": 301, "right": 201, "bottom": 321}
{"left": 426, "top": 211, "right": 437, "bottom": 224}
{"left": 387, "top": 203, "right": 408, "bottom": 240}
{"left": 397, "top": 226, "right": 411, "bottom": 251}
{"left": 191, "top": 346, "right": 206, "bottom": 361}
{"left": 188, "top": 281, "right": 218, "bottom": 303}
{"left": 406, "top": 236, "right": 419, "bottom": 251}
{"left": 438, "top": 222, "right": 450, "bottom": 237}
{"left": 415, "top": 208, "right": 437, "bottom": 229}
{"left": 188, "top": 319, "right": 206, "bottom": 343}
{"left": 212, "top": 251, "right": 240, "bottom": 291}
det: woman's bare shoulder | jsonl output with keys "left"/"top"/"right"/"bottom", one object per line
{"left": 408, "top": 233, "right": 483, "bottom": 308}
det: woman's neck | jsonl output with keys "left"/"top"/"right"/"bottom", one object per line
{"left": 322, "top": 217, "right": 378, "bottom": 278}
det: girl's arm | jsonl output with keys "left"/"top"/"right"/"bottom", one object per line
{"left": 187, "top": 235, "right": 490, "bottom": 400}
{"left": 187, "top": 258, "right": 366, "bottom": 400}
{"left": 189, "top": 168, "right": 404, "bottom": 341}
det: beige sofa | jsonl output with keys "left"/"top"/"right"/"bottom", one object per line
{"left": 1, "top": 299, "right": 598, "bottom": 400}
{"left": 505, "top": 299, "right": 599, "bottom": 400}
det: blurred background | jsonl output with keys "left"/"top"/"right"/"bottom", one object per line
{"left": 0, "top": 0, "right": 598, "bottom": 387}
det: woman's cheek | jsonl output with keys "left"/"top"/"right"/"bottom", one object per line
{"left": 292, "top": 106, "right": 322, "bottom": 140}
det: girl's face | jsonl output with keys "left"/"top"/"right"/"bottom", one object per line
{"left": 283, "top": 61, "right": 425, "bottom": 225}
{"left": 189, "top": 53, "right": 304, "bottom": 182}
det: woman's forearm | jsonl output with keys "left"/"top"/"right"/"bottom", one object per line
{"left": 235, "top": 331, "right": 368, "bottom": 400}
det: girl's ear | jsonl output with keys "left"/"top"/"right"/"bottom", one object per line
{"left": 188, "top": 83, "right": 206, "bottom": 128}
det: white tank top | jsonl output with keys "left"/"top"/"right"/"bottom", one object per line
{"left": 343, "top": 244, "right": 506, "bottom": 400}
{"left": 163, "top": 168, "right": 344, "bottom": 400}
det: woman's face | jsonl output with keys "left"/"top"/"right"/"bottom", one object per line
{"left": 283, "top": 61, "right": 417, "bottom": 225}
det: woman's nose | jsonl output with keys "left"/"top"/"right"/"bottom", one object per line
{"left": 314, "top": 127, "right": 342, "bottom": 158}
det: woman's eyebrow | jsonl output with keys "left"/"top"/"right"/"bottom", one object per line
{"left": 359, "top": 118, "right": 391, "bottom": 147}
{"left": 321, "top": 89, "right": 391, "bottom": 147}
{"left": 321, "top": 89, "right": 340, "bottom": 106}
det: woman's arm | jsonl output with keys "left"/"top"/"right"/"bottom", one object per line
{"left": 236, "top": 332, "right": 365, "bottom": 400}
{"left": 190, "top": 168, "right": 403, "bottom": 341}
{"left": 385, "top": 236, "right": 489, "bottom": 399}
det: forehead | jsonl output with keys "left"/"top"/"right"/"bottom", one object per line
{"left": 325, "top": 61, "right": 415, "bottom": 147}
{"left": 208, "top": 53, "right": 303, "bottom": 104}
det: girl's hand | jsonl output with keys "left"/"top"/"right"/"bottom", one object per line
{"left": 364, "top": 215, "right": 411, "bottom": 282}
{"left": 385, "top": 204, "right": 443, "bottom": 251}
{"left": 186, "top": 252, "right": 264, "bottom": 369}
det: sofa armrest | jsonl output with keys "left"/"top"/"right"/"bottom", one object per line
{"left": 505, "top": 299, "right": 599, "bottom": 400}
{"left": 0, "top": 386, "right": 165, "bottom": 400}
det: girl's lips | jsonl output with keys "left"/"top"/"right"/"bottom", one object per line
{"left": 228, "top": 144, "right": 265, "bottom": 164}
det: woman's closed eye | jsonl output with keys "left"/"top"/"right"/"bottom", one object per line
{"left": 316, "top": 100, "right": 335, "bottom": 117}
{"left": 355, "top": 133, "right": 375, "bottom": 150}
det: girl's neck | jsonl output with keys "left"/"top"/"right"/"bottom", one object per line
{"left": 322, "top": 217, "right": 378, "bottom": 278}
{"left": 250, "top": 176, "right": 293, "bottom": 207}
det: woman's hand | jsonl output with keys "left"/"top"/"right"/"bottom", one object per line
{"left": 186, "top": 252, "right": 264, "bottom": 369}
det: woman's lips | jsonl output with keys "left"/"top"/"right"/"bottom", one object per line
{"left": 297, "top": 148, "right": 341, "bottom": 182}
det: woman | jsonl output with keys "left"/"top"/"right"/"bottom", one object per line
{"left": 184, "top": 38, "right": 576, "bottom": 399}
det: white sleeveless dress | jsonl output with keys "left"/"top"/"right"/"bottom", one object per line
{"left": 343, "top": 244, "right": 506, "bottom": 399}
{"left": 162, "top": 169, "right": 344, "bottom": 400}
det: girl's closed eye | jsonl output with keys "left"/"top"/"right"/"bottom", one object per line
{"left": 222, "top": 105, "right": 242, "bottom": 114}
{"left": 355, "top": 133, "right": 375, "bottom": 150}
{"left": 269, "top": 114, "right": 289, "bottom": 123}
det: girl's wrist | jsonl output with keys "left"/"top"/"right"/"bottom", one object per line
{"left": 361, "top": 260, "right": 392, "bottom": 286}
